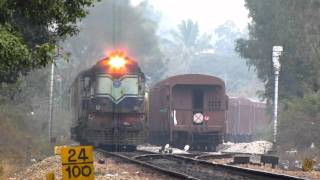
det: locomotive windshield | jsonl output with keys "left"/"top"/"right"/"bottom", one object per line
{"left": 95, "top": 75, "right": 140, "bottom": 103}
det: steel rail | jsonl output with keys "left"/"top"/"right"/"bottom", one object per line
{"left": 96, "top": 149, "right": 198, "bottom": 179}
{"left": 170, "top": 154, "right": 306, "bottom": 180}
{"left": 97, "top": 149, "right": 305, "bottom": 180}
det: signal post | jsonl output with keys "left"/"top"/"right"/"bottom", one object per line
{"left": 272, "top": 46, "right": 283, "bottom": 147}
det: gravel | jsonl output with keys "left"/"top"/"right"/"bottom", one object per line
{"left": 137, "top": 144, "right": 189, "bottom": 154}
{"left": 238, "top": 164, "right": 320, "bottom": 180}
{"left": 210, "top": 157, "right": 320, "bottom": 180}
{"left": 217, "top": 141, "right": 273, "bottom": 154}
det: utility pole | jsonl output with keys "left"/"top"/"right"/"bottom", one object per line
{"left": 48, "top": 62, "right": 55, "bottom": 144}
{"left": 47, "top": 22, "right": 58, "bottom": 145}
{"left": 272, "top": 46, "right": 283, "bottom": 145}
{"left": 224, "top": 72, "right": 228, "bottom": 88}
{"left": 237, "top": 99, "right": 241, "bottom": 138}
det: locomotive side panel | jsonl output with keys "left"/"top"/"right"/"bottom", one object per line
{"left": 70, "top": 76, "right": 86, "bottom": 141}
{"left": 148, "top": 85, "right": 171, "bottom": 145}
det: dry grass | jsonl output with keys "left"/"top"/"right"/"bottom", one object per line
{"left": 0, "top": 159, "right": 22, "bottom": 179}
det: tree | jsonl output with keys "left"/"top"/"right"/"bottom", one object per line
{"left": 279, "top": 93, "right": 320, "bottom": 149}
{"left": 214, "top": 21, "right": 247, "bottom": 55}
{"left": 162, "top": 19, "right": 212, "bottom": 76}
{"left": 236, "top": 0, "right": 320, "bottom": 100}
{"left": 0, "top": 0, "right": 98, "bottom": 84}
{"left": 61, "top": 0, "right": 165, "bottom": 85}
{"left": 236, "top": 0, "right": 320, "bottom": 148}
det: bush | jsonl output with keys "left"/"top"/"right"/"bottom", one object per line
{"left": 279, "top": 93, "right": 320, "bottom": 150}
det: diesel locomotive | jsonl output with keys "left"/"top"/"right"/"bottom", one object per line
{"left": 70, "top": 51, "right": 147, "bottom": 151}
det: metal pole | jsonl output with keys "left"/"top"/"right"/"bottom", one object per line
{"left": 237, "top": 100, "right": 240, "bottom": 135}
{"left": 273, "top": 69, "right": 279, "bottom": 143}
{"left": 224, "top": 72, "right": 227, "bottom": 88}
{"left": 253, "top": 103, "right": 256, "bottom": 134}
{"left": 48, "top": 63, "right": 55, "bottom": 143}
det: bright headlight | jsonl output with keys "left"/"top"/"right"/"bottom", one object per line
{"left": 108, "top": 56, "right": 127, "bottom": 68}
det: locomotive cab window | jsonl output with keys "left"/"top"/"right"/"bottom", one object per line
{"left": 192, "top": 89, "right": 204, "bottom": 112}
{"left": 84, "top": 77, "right": 90, "bottom": 89}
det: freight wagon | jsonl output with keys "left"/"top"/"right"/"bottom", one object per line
{"left": 225, "top": 97, "right": 270, "bottom": 142}
{"left": 148, "top": 74, "right": 228, "bottom": 151}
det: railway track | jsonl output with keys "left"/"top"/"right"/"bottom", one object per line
{"left": 174, "top": 151, "right": 234, "bottom": 159}
{"left": 96, "top": 149, "right": 192, "bottom": 179}
{"left": 96, "top": 149, "right": 305, "bottom": 180}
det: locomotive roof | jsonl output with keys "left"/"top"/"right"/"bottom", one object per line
{"left": 78, "top": 58, "right": 144, "bottom": 77}
{"left": 153, "top": 74, "right": 225, "bottom": 89}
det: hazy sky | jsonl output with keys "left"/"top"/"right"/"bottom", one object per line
{"left": 131, "top": 0, "right": 249, "bottom": 33}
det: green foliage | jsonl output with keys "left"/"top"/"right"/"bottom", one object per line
{"left": 214, "top": 21, "right": 247, "bottom": 55}
{"left": 163, "top": 19, "right": 263, "bottom": 97}
{"left": 0, "top": 26, "right": 32, "bottom": 83}
{"left": 189, "top": 53, "right": 263, "bottom": 96}
{"left": 0, "top": 65, "right": 72, "bottom": 165}
{"left": 0, "top": 0, "right": 97, "bottom": 84}
{"left": 62, "top": 0, "right": 165, "bottom": 84}
{"left": 0, "top": 0, "right": 100, "bottom": 172}
{"left": 279, "top": 93, "right": 320, "bottom": 149}
{"left": 236, "top": 0, "right": 320, "bottom": 100}
{"left": 172, "top": 20, "right": 200, "bottom": 48}
{"left": 236, "top": 0, "right": 320, "bottom": 149}
{"left": 162, "top": 19, "right": 212, "bottom": 76}
{"left": 168, "top": 19, "right": 212, "bottom": 53}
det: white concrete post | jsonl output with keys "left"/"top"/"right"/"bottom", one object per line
{"left": 272, "top": 46, "right": 283, "bottom": 144}
{"left": 48, "top": 63, "right": 55, "bottom": 143}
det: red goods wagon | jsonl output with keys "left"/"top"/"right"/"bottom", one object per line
{"left": 252, "top": 101, "right": 270, "bottom": 131}
{"left": 226, "top": 97, "right": 270, "bottom": 142}
{"left": 149, "top": 74, "right": 228, "bottom": 151}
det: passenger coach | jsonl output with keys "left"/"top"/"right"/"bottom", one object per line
{"left": 148, "top": 74, "right": 228, "bottom": 151}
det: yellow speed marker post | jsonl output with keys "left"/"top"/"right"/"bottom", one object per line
{"left": 303, "top": 159, "right": 314, "bottom": 172}
{"left": 0, "top": 165, "right": 3, "bottom": 177}
{"left": 55, "top": 145, "right": 65, "bottom": 155}
{"left": 46, "top": 172, "right": 55, "bottom": 180}
{"left": 61, "top": 146, "right": 94, "bottom": 180}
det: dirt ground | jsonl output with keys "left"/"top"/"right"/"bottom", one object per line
{"left": 210, "top": 158, "right": 320, "bottom": 180}
{"left": 8, "top": 153, "right": 178, "bottom": 180}
{"left": 6, "top": 150, "right": 320, "bottom": 180}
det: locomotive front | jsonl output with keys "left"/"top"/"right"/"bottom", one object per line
{"left": 70, "top": 51, "right": 147, "bottom": 151}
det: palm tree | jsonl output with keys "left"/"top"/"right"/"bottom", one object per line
{"left": 162, "top": 19, "right": 212, "bottom": 76}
